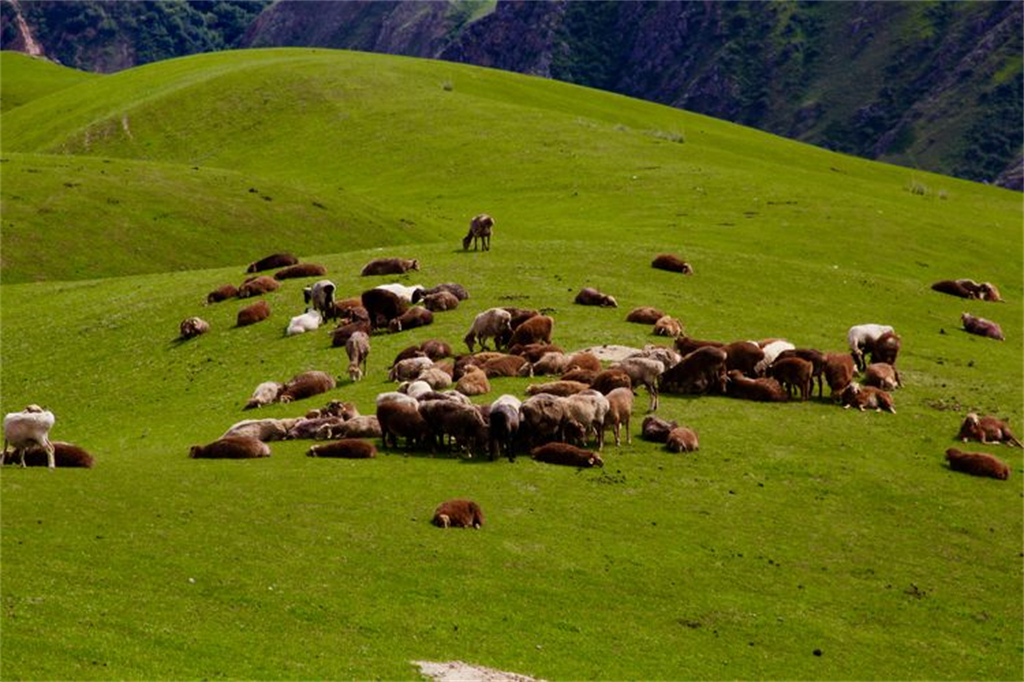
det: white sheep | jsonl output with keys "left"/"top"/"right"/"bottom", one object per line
{"left": 375, "top": 391, "right": 419, "bottom": 408}
{"left": 562, "top": 389, "right": 611, "bottom": 450}
{"left": 286, "top": 308, "right": 323, "bottom": 336}
{"left": 3, "top": 405, "right": 56, "bottom": 469}
{"left": 388, "top": 356, "right": 435, "bottom": 382}
{"left": 245, "top": 381, "right": 284, "bottom": 410}
{"left": 221, "top": 418, "right": 299, "bottom": 441}
{"left": 613, "top": 356, "right": 665, "bottom": 412}
{"left": 754, "top": 339, "right": 797, "bottom": 376}
{"left": 399, "top": 380, "right": 434, "bottom": 399}
{"left": 303, "top": 280, "right": 336, "bottom": 318}
{"left": 464, "top": 308, "right": 513, "bottom": 352}
{"left": 847, "top": 324, "right": 895, "bottom": 370}
{"left": 374, "top": 283, "right": 426, "bottom": 303}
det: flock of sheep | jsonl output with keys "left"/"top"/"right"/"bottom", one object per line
{"left": 2, "top": 216, "right": 1017, "bottom": 524}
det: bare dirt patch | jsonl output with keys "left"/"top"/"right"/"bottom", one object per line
{"left": 414, "top": 660, "right": 543, "bottom": 682}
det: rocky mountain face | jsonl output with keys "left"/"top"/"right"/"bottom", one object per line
{"left": 3, "top": 0, "right": 1020, "bottom": 189}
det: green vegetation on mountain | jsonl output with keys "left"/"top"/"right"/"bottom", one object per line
{"left": 0, "top": 50, "right": 99, "bottom": 111}
{"left": 1, "top": 48, "right": 1021, "bottom": 681}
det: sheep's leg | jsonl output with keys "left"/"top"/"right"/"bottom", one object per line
{"left": 44, "top": 439, "right": 55, "bottom": 470}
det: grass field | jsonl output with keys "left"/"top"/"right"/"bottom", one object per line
{"left": 1, "top": 48, "right": 1021, "bottom": 681}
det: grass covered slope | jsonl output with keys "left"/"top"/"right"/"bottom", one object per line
{"left": 0, "top": 51, "right": 100, "bottom": 112}
{"left": 1, "top": 49, "right": 1022, "bottom": 680}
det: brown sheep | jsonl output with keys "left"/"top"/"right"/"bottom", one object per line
{"left": 508, "top": 315, "right": 554, "bottom": 348}
{"left": 957, "top": 413, "right": 1023, "bottom": 447}
{"left": 331, "top": 320, "right": 372, "bottom": 348}
{"left": 331, "top": 298, "right": 368, "bottom": 322}
{"left": 840, "top": 383, "right": 895, "bottom": 413}
{"left": 653, "top": 316, "right": 684, "bottom": 338}
{"left": 604, "top": 387, "right": 634, "bottom": 447}
{"left": 626, "top": 306, "right": 666, "bottom": 324}
{"left": 510, "top": 343, "right": 565, "bottom": 363}
{"left": 463, "top": 214, "right": 494, "bottom": 251}
{"left": 346, "top": 331, "right": 370, "bottom": 382}
{"left": 420, "top": 339, "right": 452, "bottom": 361}
{"left": 531, "top": 442, "right": 604, "bottom": 468}
{"left": 665, "top": 427, "right": 699, "bottom": 453}
{"left": 8, "top": 441, "right": 95, "bottom": 468}
{"left": 455, "top": 365, "right": 491, "bottom": 396}
{"left": 206, "top": 284, "right": 238, "bottom": 304}
{"left": 945, "top": 448, "right": 1010, "bottom": 480}
{"left": 179, "top": 316, "right": 210, "bottom": 340}
{"left": 565, "top": 351, "right": 602, "bottom": 373}
{"left": 247, "top": 252, "right": 297, "bottom": 273}
{"left": 482, "top": 354, "right": 532, "bottom": 378}
{"left": 361, "top": 288, "right": 409, "bottom": 330}
{"left": 723, "top": 341, "right": 765, "bottom": 378}
{"left": 360, "top": 257, "right": 419, "bottom": 276}
{"left": 392, "top": 345, "right": 426, "bottom": 367}
{"left": 280, "top": 371, "right": 336, "bottom": 403}
{"left": 659, "top": 346, "right": 728, "bottom": 395}
{"left": 464, "top": 308, "right": 513, "bottom": 352}
{"left": 767, "top": 356, "right": 813, "bottom": 401}
{"left": 641, "top": 416, "right": 678, "bottom": 443}
{"left": 453, "top": 352, "right": 505, "bottom": 379}
{"left": 863, "top": 363, "right": 902, "bottom": 391}
{"left": 591, "top": 369, "right": 633, "bottom": 395}
{"left": 979, "top": 282, "right": 1003, "bottom": 302}
{"left": 419, "top": 400, "right": 488, "bottom": 456}
{"left": 376, "top": 400, "right": 429, "bottom": 448}
{"left": 823, "top": 353, "right": 856, "bottom": 400}
{"left": 237, "top": 275, "right": 280, "bottom": 298}
{"left": 422, "top": 291, "right": 460, "bottom": 312}
{"left": 236, "top": 300, "right": 271, "bottom": 327}
{"left": 323, "top": 415, "right": 382, "bottom": 440}
{"left": 525, "top": 380, "right": 590, "bottom": 397}
{"left": 869, "top": 331, "right": 901, "bottom": 366}
{"left": 961, "top": 313, "right": 1004, "bottom": 341}
{"left": 560, "top": 368, "right": 597, "bottom": 385}
{"left": 432, "top": 499, "right": 485, "bottom": 529}
{"left": 307, "top": 439, "right": 377, "bottom": 459}
{"left": 776, "top": 348, "right": 826, "bottom": 397}
{"left": 423, "top": 283, "right": 470, "bottom": 301}
{"left": 287, "top": 416, "right": 347, "bottom": 440}
{"left": 932, "top": 279, "right": 979, "bottom": 299}
{"left": 274, "top": 263, "right": 327, "bottom": 280}
{"left": 388, "top": 306, "right": 434, "bottom": 333}
{"left": 674, "top": 334, "right": 724, "bottom": 356}
{"left": 531, "top": 351, "right": 570, "bottom": 376}
{"left": 574, "top": 287, "right": 617, "bottom": 308}
{"left": 189, "top": 436, "right": 270, "bottom": 459}
{"left": 651, "top": 253, "right": 693, "bottom": 274}
{"left": 725, "top": 370, "right": 789, "bottom": 402}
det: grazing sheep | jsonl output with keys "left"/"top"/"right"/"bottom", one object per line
{"left": 725, "top": 370, "right": 788, "bottom": 402}
{"left": 375, "top": 283, "right": 427, "bottom": 303}
{"left": 432, "top": 499, "right": 485, "bottom": 529}
{"left": 508, "top": 315, "right": 554, "bottom": 348}
{"left": 489, "top": 394, "right": 522, "bottom": 461}
{"left": 847, "top": 323, "right": 894, "bottom": 370}
{"left": 419, "top": 400, "right": 488, "bottom": 456}
{"left": 236, "top": 300, "right": 271, "bottom": 327}
{"left": 863, "top": 363, "right": 902, "bottom": 391}
{"left": 275, "top": 263, "right": 327, "bottom": 280}
{"left": 360, "top": 257, "right": 419, "bottom": 276}
{"left": 280, "top": 371, "right": 336, "bottom": 403}
{"left": 307, "top": 439, "right": 377, "bottom": 459}
{"left": 463, "top": 214, "right": 494, "bottom": 251}
{"left": 323, "top": 416, "right": 382, "bottom": 440}
{"left": 665, "top": 427, "right": 699, "bottom": 453}
{"left": 247, "top": 252, "right": 297, "bottom": 273}
{"left": 520, "top": 393, "right": 568, "bottom": 445}
{"left": 754, "top": 339, "right": 796, "bottom": 375}
{"left": 674, "top": 334, "right": 724, "bottom": 357}
{"left": 423, "top": 282, "right": 470, "bottom": 300}
{"left": 653, "top": 316, "right": 684, "bottom": 338}
{"left": 420, "top": 339, "right": 453, "bottom": 361}
{"left": 389, "top": 356, "right": 435, "bottom": 382}
{"left": 455, "top": 365, "right": 491, "bottom": 396}
{"left": 641, "top": 415, "right": 678, "bottom": 443}
{"left": 604, "top": 387, "right": 634, "bottom": 447}
{"left": 388, "top": 306, "right": 434, "bottom": 333}
{"left": 361, "top": 288, "right": 410, "bottom": 330}
{"left": 562, "top": 389, "right": 611, "bottom": 450}
{"left": 651, "top": 253, "right": 693, "bottom": 274}
{"left": 767, "top": 356, "right": 814, "bottom": 401}
{"left": 574, "top": 287, "right": 617, "bottom": 308}
{"left": 660, "top": 346, "right": 728, "bottom": 395}
{"left": 626, "top": 306, "right": 666, "bottom": 324}
{"left": 482, "top": 354, "right": 532, "bottom": 378}
{"left": 303, "top": 280, "right": 336, "bottom": 319}
{"left": 237, "top": 275, "right": 280, "bottom": 298}
{"left": 2, "top": 406, "right": 56, "bottom": 469}
{"left": 7, "top": 441, "right": 94, "bottom": 468}
{"left": 189, "top": 436, "right": 270, "bottom": 459}
{"left": 376, "top": 391, "right": 419, "bottom": 408}
{"left": 823, "top": 353, "right": 856, "bottom": 400}
{"left": 376, "top": 400, "right": 429, "bottom": 449}
{"left": 531, "top": 442, "right": 603, "bottom": 468}
{"left": 206, "top": 284, "right": 238, "bottom": 304}
{"left": 870, "top": 331, "right": 901, "bottom": 366}
{"left": 346, "top": 331, "right": 370, "bottom": 382}
{"left": 591, "top": 369, "right": 632, "bottom": 395}
{"left": 286, "top": 309, "right": 323, "bottom": 336}
{"left": 331, "top": 320, "right": 372, "bottom": 348}
{"left": 957, "top": 413, "right": 1023, "bottom": 447}
{"left": 422, "top": 291, "right": 460, "bottom": 311}
{"left": 945, "top": 447, "right": 1010, "bottom": 480}
{"left": 531, "top": 351, "right": 570, "bottom": 376}
{"left": 525, "top": 380, "right": 590, "bottom": 397}
{"left": 777, "top": 348, "right": 826, "bottom": 397}
{"left": 612, "top": 357, "right": 664, "bottom": 411}
{"left": 840, "top": 383, "right": 895, "bottom": 413}
{"left": 221, "top": 418, "right": 299, "bottom": 441}
{"left": 961, "top": 312, "right": 1004, "bottom": 340}
{"left": 179, "top": 316, "right": 210, "bottom": 340}
{"left": 723, "top": 341, "right": 764, "bottom": 378}
{"left": 464, "top": 308, "right": 513, "bottom": 352}
{"left": 244, "top": 381, "right": 283, "bottom": 410}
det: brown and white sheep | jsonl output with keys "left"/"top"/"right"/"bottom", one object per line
{"left": 179, "top": 316, "right": 210, "bottom": 340}
{"left": 531, "top": 442, "right": 603, "bottom": 468}
{"left": 641, "top": 415, "right": 678, "bottom": 443}
{"left": 247, "top": 252, "right": 297, "bottom": 273}
{"left": 562, "top": 389, "right": 611, "bottom": 450}
{"left": 237, "top": 275, "right": 280, "bottom": 298}
{"left": 957, "top": 413, "right": 1022, "bottom": 447}
{"left": 346, "top": 331, "right": 370, "bottom": 382}
{"left": 7, "top": 441, "right": 94, "bottom": 468}
{"left": 574, "top": 287, "right": 617, "bottom": 308}
{"left": 361, "top": 288, "right": 409, "bottom": 330}
{"left": 275, "top": 263, "right": 327, "bottom": 280}
{"left": 422, "top": 291, "right": 460, "bottom": 312}
{"left": 463, "top": 214, "right": 494, "bottom": 251}
{"left": 520, "top": 393, "right": 568, "bottom": 446}
{"left": 189, "top": 436, "right": 270, "bottom": 459}
{"left": 603, "top": 387, "right": 634, "bottom": 447}
{"left": 840, "top": 383, "right": 895, "bottom": 413}
{"left": 651, "top": 253, "right": 693, "bottom": 274}
{"left": 653, "top": 316, "right": 684, "bottom": 338}
{"left": 415, "top": 367, "right": 453, "bottom": 390}
{"left": 945, "top": 447, "right": 1010, "bottom": 480}
{"left": 464, "top": 308, "right": 513, "bottom": 352}
{"left": 2, "top": 405, "right": 56, "bottom": 469}
{"left": 221, "top": 417, "right": 299, "bottom": 441}
{"left": 432, "top": 499, "right": 485, "bottom": 528}
{"left": 531, "top": 351, "right": 570, "bottom": 376}
{"left": 611, "top": 357, "right": 664, "bottom": 411}
{"left": 307, "top": 439, "right": 377, "bottom": 459}
{"left": 961, "top": 313, "right": 1004, "bottom": 341}
{"left": 525, "top": 380, "right": 590, "bottom": 397}
{"left": 244, "top": 381, "right": 283, "bottom": 410}
{"left": 389, "top": 356, "right": 435, "bottom": 382}
{"left": 665, "top": 427, "right": 699, "bottom": 453}
{"left": 847, "top": 324, "right": 894, "bottom": 370}
{"left": 360, "top": 257, "right": 419, "bottom": 276}
{"left": 323, "top": 415, "right": 382, "bottom": 440}
{"left": 236, "top": 300, "right": 271, "bottom": 327}
{"left": 423, "top": 282, "right": 470, "bottom": 301}
{"left": 626, "top": 306, "right": 666, "bottom": 324}
{"left": 280, "top": 371, "right": 336, "bottom": 403}
{"left": 863, "top": 363, "right": 901, "bottom": 391}
{"left": 206, "top": 284, "right": 238, "bottom": 304}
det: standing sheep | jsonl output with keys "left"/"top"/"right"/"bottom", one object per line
{"left": 464, "top": 308, "right": 513, "bottom": 352}
{"left": 489, "top": 394, "right": 522, "bottom": 461}
{"left": 303, "top": 280, "right": 337, "bottom": 319}
{"left": 2, "top": 405, "right": 56, "bottom": 469}
{"left": 346, "top": 331, "right": 371, "bottom": 382}
{"left": 463, "top": 214, "right": 494, "bottom": 251}
{"left": 603, "top": 387, "right": 634, "bottom": 447}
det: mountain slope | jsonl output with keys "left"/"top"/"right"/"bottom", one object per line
{"left": 0, "top": 49, "right": 99, "bottom": 111}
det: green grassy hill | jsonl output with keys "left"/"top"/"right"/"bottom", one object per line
{"left": 0, "top": 51, "right": 100, "bottom": 112}
{"left": 1, "top": 48, "right": 1021, "bottom": 681}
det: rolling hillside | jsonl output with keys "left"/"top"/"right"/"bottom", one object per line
{"left": 1, "top": 48, "right": 1021, "bottom": 681}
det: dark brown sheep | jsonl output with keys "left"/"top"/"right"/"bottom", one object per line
{"left": 665, "top": 427, "right": 699, "bottom": 453}
{"left": 388, "top": 306, "right": 434, "bottom": 333}
{"left": 945, "top": 447, "right": 1010, "bottom": 480}
{"left": 482, "top": 354, "right": 531, "bottom": 378}
{"left": 591, "top": 369, "right": 633, "bottom": 395}
{"left": 422, "top": 291, "right": 460, "bottom": 312}
{"left": 957, "top": 413, "right": 1023, "bottom": 447}
{"left": 961, "top": 313, "right": 1004, "bottom": 341}
{"left": 508, "top": 315, "right": 554, "bottom": 348}
{"left": 723, "top": 341, "right": 765, "bottom": 378}
{"left": 660, "top": 346, "right": 728, "bottom": 395}
{"left": 767, "top": 356, "right": 814, "bottom": 401}
{"left": 432, "top": 499, "right": 485, "bottom": 528}
{"left": 331, "top": 298, "right": 368, "bottom": 322}
{"left": 274, "top": 262, "right": 327, "bottom": 280}
{"left": 376, "top": 400, "right": 429, "bottom": 448}
{"left": 509, "top": 343, "right": 565, "bottom": 363}
{"left": 7, "top": 441, "right": 95, "bottom": 468}
{"left": 463, "top": 213, "right": 494, "bottom": 251}
{"left": 361, "top": 288, "right": 409, "bottom": 330}
{"left": 331, "top": 320, "right": 372, "bottom": 347}
{"left": 280, "top": 371, "right": 336, "bottom": 403}
{"left": 418, "top": 400, "right": 489, "bottom": 456}
{"left": 641, "top": 416, "right": 678, "bottom": 443}
{"left": 307, "top": 439, "right": 377, "bottom": 459}
{"left": 823, "top": 353, "right": 856, "bottom": 400}
{"left": 237, "top": 275, "right": 280, "bottom": 298}
{"left": 392, "top": 345, "right": 426, "bottom": 367}
{"left": 626, "top": 306, "right": 666, "bottom": 324}
{"left": 236, "top": 300, "right": 271, "bottom": 327}
{"left": 869, "top": 331, "right": 901, "bottom": 366}
{"left": 420, "top": 339, "right": 453, "bottom": 361}
{"left": 651, "top": 253, "right": 693, "bottom": 274}
{"left": 206, "top": 284, "right": 238, "bottom": 304}
{"left": 574, "top": 287, "right": 617, "bottom": 308}
{"left": 932, "top": 279, "right": 978, "bottom": 299}
{"left": 776, "top": 348, "right": 826, "bottom": 397}
{"left": 674, "top": 334, "right": 724, "bottom": 356}
{"left": 531, "top": 442, "right": 604, "bottom": 468}
{"left": 725, "top": 370, "right": 789, "bottom": 402}
{"left": 247, "top": 252, "right": 297, "bottom": 273}
{"left": 560, "top": 368, "right": 597, "bottom": 385}
{"left": 179, "top": 317, "right": 210, "bottom": 340}
{"left": 189, "top": 436, "right": 270, "bottom": 459}
{"left": 360, "top": 257, "right": 419, "bottom": 276}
